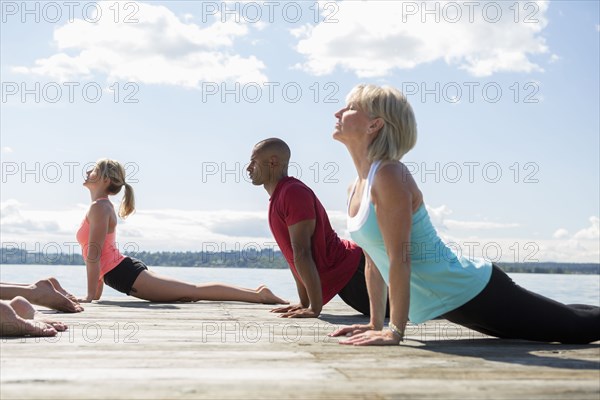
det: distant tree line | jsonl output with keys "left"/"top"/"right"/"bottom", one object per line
{"left": 0, "top": 248, "right": 289, "bottom": 269}
{"left": 495, "top": 262, "right": 599, "bottom": 275}
{"left": 0, "top": 247, "right": 598, "bottom": 274}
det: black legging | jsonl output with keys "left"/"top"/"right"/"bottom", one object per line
{"left": 442, "top": 265, "right": 600, "bottom": 344}
{"left": 338, "top": 254, "right": 390, "bottom": 317}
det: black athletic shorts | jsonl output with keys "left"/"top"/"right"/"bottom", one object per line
{"left": 103, "top": 257, "right": 148, "bottom": 295}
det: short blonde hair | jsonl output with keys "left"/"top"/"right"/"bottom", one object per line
{"left": 346, "top": 84, "right": 417, "bottom": 161}
{"left": 96, "top": 158, "right": 135, "bottom": 219}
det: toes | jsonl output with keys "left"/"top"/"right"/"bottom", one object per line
{"left": 25, "top": 321, "right": 57, "bottom": 337}
{"left": 55, "top": 296, "right": 83, "bottom": 313}
{"left": 49, "top": 322, "right": 68, "bottom": 332}
{"left": 57, "top": 303, "right": 76, "bottom": 313}
{"left": 35, "top": 317, "right": 67, "bottom": 332}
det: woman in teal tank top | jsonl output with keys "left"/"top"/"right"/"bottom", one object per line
{"left": 329, "top": 84, "right": 599, "bottom": 345}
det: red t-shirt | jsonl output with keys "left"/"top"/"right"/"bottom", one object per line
{"left": 269, "top": 177, "right": 362, "bottom": 305}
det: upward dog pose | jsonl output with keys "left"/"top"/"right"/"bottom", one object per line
{"left": 76, "top": 159, "right": 287, "bottom": 305}
{"left": 330, "top": 84, "right": 599, "bottom": 345}
{"left": 248, "top": 138, "right": 388, "bottom": 318}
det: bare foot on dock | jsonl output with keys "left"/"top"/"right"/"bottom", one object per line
{"left": 10, "top": 296, "right": 67, "bottom": 332}
{"left": 46, "top": 277, "right": 78, "bottom": 302}
{"left": 0, "top": 315, "right": 58, "bottom": 337}
{"left": 0, "top": 298, "right": 60, "bottom": 337}
{"left": 31, "top": 279, "right": 83, "bottom": 313}
{"left": 257, "top": 285, "right": 288, "bottom": 305}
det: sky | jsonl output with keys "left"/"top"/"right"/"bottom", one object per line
{"left": 0, "top": 0, "right": 598, "bottom": 264}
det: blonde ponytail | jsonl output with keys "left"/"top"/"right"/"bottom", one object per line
{"left": 119, "top": 182, "right": 135, "bottom": 219}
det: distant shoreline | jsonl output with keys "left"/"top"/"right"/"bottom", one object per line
{"left": 1, "top": 249, "right": 598, "bottom": 275}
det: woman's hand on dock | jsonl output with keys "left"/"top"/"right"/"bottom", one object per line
{"left": 329, "top": 324, "right": 402, "bottom": 346}
{"left": 328, "top": 324, "right": 374, "bottom": 338}
{"left": 76, "top": 297, "right": 93, "bottom": 303}
{"left": 337, "top": 329, "right": 402, "bottom": 346}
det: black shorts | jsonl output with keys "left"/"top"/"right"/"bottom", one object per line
{"left": 103, "top": 257, "right": 148, "bottom": 295}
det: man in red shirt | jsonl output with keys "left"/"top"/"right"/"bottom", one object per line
{"left": 248, "top": 138, "right": 386, "bottom": 318}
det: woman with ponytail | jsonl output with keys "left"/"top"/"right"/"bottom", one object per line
{"left": 76, "top": 159, "right": 287, "bottom": 305}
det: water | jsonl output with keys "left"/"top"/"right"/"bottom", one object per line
{"left": 1, "top": 264, "right": 599, "bottom": 306}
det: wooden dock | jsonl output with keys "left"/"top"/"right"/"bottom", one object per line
{"left": 1, "top": 298, "right": 599, "bottom": 399}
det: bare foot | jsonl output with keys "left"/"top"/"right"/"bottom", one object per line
{"left": 46, "top": 277, "right": 78, "bottom": 302}
{"left": 34, "top": 312, "right": 68, "bottom": 332}
{"left": 0, "top": 301, "right": 58, "bottom": 337}
{"left": 31, "top": 280, "right": 83, "bottom": 313}
{"left": 9, "top": 297, "right": 67, "bottom": 332}
{"left": 257, "top": 285, "right": 288, "bottom": 305}
{"left": 1, "top": 318, "right": 58, "bottom": 337}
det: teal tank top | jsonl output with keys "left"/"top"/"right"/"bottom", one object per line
{"left": 347, "top": 161, "right": 492, "bottom": 324}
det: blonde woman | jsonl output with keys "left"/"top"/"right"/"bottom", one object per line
{"left": 76, "top": 159, "right": 287, "bottom": 305}
{"left": 330, "top": 84, "right": 599, "bottom": 345}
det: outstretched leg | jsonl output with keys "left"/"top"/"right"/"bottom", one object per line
{"left": 129, "top": 270, "right": 288, "bottom": 304}
{"left": 443, "top": 266, "right": 600, "bottom": 344}
{"left": 0, "top": 279, "right": 83, "bottom": 313}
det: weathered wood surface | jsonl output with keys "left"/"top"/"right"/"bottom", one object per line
{"left": 1, "top": 298, "right": 599, "bottom": 399}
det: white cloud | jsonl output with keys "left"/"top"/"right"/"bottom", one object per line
{"left": 12, "top": 1, "right": 267, "bottom": 87}
{"left": 425, "top": 204, "right": 451, "bottom": 231}
{"left": 424, "top": 204, "right": 520, "bottom": 231}
{"left": 254, "top": 21, "right": 268, "bottom": 31}
{"left": 328, "top": 210, "right": 351, "bottom": 239}
{"left": 418, "top": 204, "right": 598, "bottom": 262}
{"left": 573, "top": 216, "right": 600, "bottom": 240}
{"left": 553, "top": 228, "right": 569, "bottom": 239}
{"left": 441, "top": 236, "right": 598, "bottom": 264}
{"left": 0, "top": 200, "right": 67, "bottom": 238}
{"left": 293, "top": 1, "right": 550, "bottom": 77}
{"left": 596, "top": 24, "right": 600, "bottom": 32}
{"left": 445, "top": 220, "right": 521, "bottom": 230}
{"left": 537, "top": 238, "right": 599, "bottom": 263}
{"left": 549, "top": 54, "right": 561, "bottom": 63}
{"left": 123, "top": 208, "right": 275, "bottom": 250}
{"left": 1, "top": 147, "right": 13, "bottom": 154}
{"left": 547, "top": 217, "right": 600, "bottom": 260}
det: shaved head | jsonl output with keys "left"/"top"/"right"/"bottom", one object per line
{"left": 254, "top": 138, "right": 291, "bottom": 165}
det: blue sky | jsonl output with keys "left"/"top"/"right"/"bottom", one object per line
{"left": 1, "top": 0, "right": 598, "bottom": 263}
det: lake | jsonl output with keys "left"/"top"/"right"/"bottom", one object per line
{"left": 1, "top": 264, "right": 598, "bottom": 306}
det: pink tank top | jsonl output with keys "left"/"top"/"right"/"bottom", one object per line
{"left": 76, "top": 198, "right": 126, "bottom": 279}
